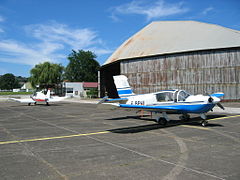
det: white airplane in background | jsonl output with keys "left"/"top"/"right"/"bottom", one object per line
{"left": 10, "top": 89, "right": 67, "bottom": 106}
{"left": 99, "top": 75, "right": 225, "bottom": 127}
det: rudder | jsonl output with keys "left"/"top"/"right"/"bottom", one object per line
{"left": 113, "top": 75, "right": 135, "bottom": 97}
{"left": 46, "top": 89, "right": 51, "bottom": 98}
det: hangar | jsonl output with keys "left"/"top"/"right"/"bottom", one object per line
{"left": 100, "top": 21, "right": 240, "bottom": 100}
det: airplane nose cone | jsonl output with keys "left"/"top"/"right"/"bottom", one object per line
{"left": 208, "top": 97, "right": 213, "bottom": 103}
{"left": 212, "top": 97, "right": 220, "bottom": 104}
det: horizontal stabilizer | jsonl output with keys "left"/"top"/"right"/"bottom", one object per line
{"left": 97, "top": 96, "right": 109, "bottom": 104}
{"left": 105, "top": 98, "right": 128, "bottom": 104}
{"left": 98, "top": 97, "right": 128, "bottom": 105}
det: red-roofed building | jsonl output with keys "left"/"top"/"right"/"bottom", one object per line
{"left": 63, "top": 82, "right": 98, "bottom": 98}
{"left": 83, "top": 82, "right": 98, "bottom": 88}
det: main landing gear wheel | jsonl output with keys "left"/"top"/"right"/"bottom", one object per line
{"left": 156, "top": 117, "right": 167, "bottom": 126}
{"left": 201, "top": 120, "right": 208, "bottom": 127}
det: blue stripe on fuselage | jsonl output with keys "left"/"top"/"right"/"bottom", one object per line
{"left": 119, "top": 103, "right": 215, "bottom": 114}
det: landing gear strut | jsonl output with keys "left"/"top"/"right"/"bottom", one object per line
{"left": 200, "top": 113, "right": 208, "bottom": 127}
{"left": 179, "top": 114, "right": 190, "bottom": 121}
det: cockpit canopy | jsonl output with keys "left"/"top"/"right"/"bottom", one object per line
{"left": 177, "top": 90, "right": 190, "bottom": 101}
{"left": 155, "top": 90, "right": 190, "bottom": 102}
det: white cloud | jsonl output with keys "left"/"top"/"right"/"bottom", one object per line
{"left": 202, "top": 7, "right": 214, "bottom": 15}
{"left": 0, "top": 21, "right": 112, "bottom": 66}
{"left": 0, "top": 40, "right": 59, "bottom": 65}
{"left": 111, "top": 0, "right": 188, "bottom": 21}
{"left": 25, "top": 22, "right": 100, "bottom": 50}
{"left": 88, "top": 47, "right": 113, "bottom": 56}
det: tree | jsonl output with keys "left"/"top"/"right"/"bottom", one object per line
{"left": 29, "top": 62, "right": 64, "bottom": 89}
{"left": 16, "top": 76, "right": 28, "bottom": 83}
{"left": 64, "top": 50, "right": 100, "bottom": 82}
{"left": 0, "top": 73, "right": 20, "bottom": 90}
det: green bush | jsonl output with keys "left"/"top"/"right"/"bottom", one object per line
{"left": 0, "top": 92, "right": 33, "bottom": 95}
{"left": 86, "top": 88, "right": 98, "bottom": 98}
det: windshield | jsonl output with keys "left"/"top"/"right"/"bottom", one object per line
{"left": 177, "top": 90, "right": 190, "bottom": 101}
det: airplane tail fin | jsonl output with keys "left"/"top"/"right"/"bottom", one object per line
{"left": 46, "top": 89, "right": 51, "bottom": 98}
{"left": 113, "top": 75, "right": 135, "bottom": 98}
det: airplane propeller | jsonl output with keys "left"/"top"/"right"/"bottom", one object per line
{"left": 216, "top": 102, "right": 225, "bottom": 110}
{"left": 206, "top": 93, "right": 225, "bottom": 110}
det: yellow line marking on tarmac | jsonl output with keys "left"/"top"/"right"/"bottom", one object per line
{"left": 1, "top": 115, "right": 239, "bottom": 145}
{"left": 0, "top": 131, "right": 110, "bottom": 145}
{"left": 208, "top": 114, "right": 240, "bottom": 121}
{"left": 180, "top": 114, "right": 240, "bottom": 130}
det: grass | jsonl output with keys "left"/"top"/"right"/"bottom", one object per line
{"left": 0, "top": 92, "right": 33, "bottom": 95}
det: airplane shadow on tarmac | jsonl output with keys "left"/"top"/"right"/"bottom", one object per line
{"left": 8, "top": 103, "right": 70, "bottom": 107}
{"left": 107, "top": 115, "right": 225, "bottom": 134}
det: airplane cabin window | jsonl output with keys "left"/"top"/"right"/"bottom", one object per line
{"left": 156, "top": 92, "right": 174, "bottom": 102}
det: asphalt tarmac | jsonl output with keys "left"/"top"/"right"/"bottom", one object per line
{"left": 0, "top": 101, "right": 239, "bottom": 180}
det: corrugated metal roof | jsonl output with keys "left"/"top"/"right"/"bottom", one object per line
{"left": 104, "top": 21, "right": 240, "bottom": 65}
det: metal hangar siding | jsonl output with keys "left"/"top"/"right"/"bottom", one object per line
{"left": 100, "top": 21, "right": 240, "bottom": 100}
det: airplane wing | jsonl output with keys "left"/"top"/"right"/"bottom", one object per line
{"left": 101, "top": 103, "right": 181, "bottom": 113}
{"left": 119, "top": 104, "right": 181, "bottom": 113}
{"left": 47, "top": 96, "right": 68, "bottom": 102}
{"left": 9, "top": 98, "right": 36, "bottom": 103}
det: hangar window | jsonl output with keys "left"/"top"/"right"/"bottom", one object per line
{"left": 156, "top": 92, "right": 174, "bottom": 102}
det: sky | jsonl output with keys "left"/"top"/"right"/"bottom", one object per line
{"left": 0, "top": 0, "right": 239, "bottom": 77}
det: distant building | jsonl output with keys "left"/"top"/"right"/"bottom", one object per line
{"left": 100, "top": 21, "right": 240, "bottom": 100}
{"left": 21, "top": 82, "right": 33, "bottom": 92}
{"left": 63, "top": 82, "right": 98, "bottom": 98}
{"left": 83, "top": 82, "right": 99, "bottom": 98}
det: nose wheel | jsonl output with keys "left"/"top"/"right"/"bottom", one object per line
{"left": 201, "top": 120, "right": 208, "bottom": 127}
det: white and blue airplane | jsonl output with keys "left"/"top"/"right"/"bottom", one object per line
{"left": 99, "top": 75, "right": 225, "bottom": 127}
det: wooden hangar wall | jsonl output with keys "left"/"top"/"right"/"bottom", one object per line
{"left": 120, "top": 47, "right": 240, "bottom": 100}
